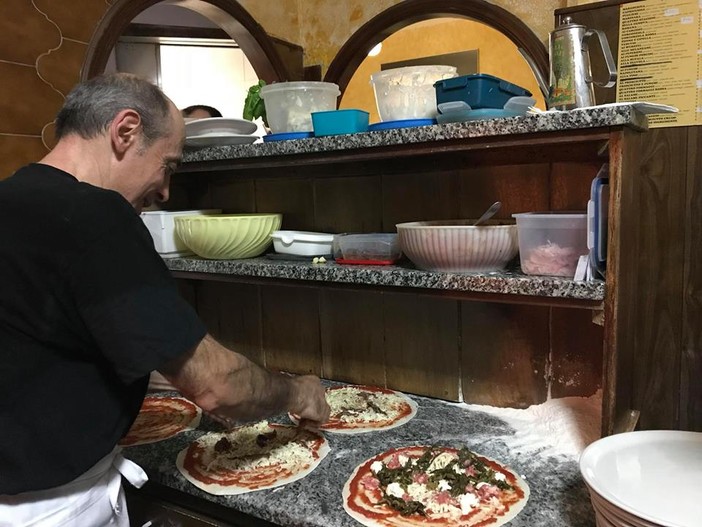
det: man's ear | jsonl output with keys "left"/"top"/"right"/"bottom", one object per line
{"left": 110, "top": 109, "right": 142, "bottom": 156}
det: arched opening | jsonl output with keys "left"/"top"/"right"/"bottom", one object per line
{"left": 82, "top": 0, "right": 291, "bottom": 83}
{"left": 324, "top": 0, "right": 549, "bottom": 101}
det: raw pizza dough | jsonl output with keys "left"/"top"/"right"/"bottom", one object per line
{"left": 120, "top": 395, "right": 201, "bottom": 447}
{"left": 176, "top": 421, "right": 330, "bottom": 495}
{"left": 291, "top": 385, "right": 418, "bottom": 434}
{"left": 343, "top": 445, "right": 529, "bottom": 527}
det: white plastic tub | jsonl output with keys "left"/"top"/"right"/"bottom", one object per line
{"left": 370, "top": 65, "right": 456, "bottom": 122}
{"left": 141, "top": 209, "right": 221, "bottom": 257}
{"left": 260, "top": 81, "right": 340, "bottom": 133}
{"left": 270, "top": 230, "right": 334, "bottom": 256}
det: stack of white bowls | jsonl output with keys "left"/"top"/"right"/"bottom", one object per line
{"left": 579, "top": 430, "right": 702, "bottom": 527}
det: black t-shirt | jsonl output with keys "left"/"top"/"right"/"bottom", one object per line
{"left": 0, "top": 164, "right": 206, "bottom": 495}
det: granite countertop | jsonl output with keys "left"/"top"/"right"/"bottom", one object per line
{"left": 181, "top": 105, "right": 647, "bottom": 164}
{"left": 123, "top": 388, "right": 596, "bottom": 527}
{"left": 165, "top": 256, "right": 605, "bottom": 302}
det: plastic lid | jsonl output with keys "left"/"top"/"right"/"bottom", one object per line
{"left": 512, "top": 212, "right": 586, "bottom": 218}
{"left": 370, "top": 65, "right": 456, "bottom": 81}
{"left": 260, "top": 81, "right": 340, "bottom": 97}
{"left": 368, "top": 119, "right": 436, "bottom": 131}
{"left": 263, "top": 131, "right": 314, "bottom": 142}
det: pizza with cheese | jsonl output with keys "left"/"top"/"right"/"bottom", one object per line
{"left": 120, "top": 395, "right": 201, "bottom": 447}
{"left": 291, "top": 385, "right": 417, "bottom": 433}
{"left": 343, "top": 445, "right": 529, "bottom": 527}
{"left": 176, "top": 420, "right": 330, "bottom": 495}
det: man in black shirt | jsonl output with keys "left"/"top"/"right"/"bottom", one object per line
{"left": 0, "top": 73, "right": 329, "bottom": 525}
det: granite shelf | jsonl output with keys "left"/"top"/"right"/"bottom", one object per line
{"left": 180, "top": 105, "right": 646, "bottom": 167}
{"left": 165, "top": 256, "right": 605, "bottom": 305}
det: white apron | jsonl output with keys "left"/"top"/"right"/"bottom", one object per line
{"left": 0, "top": 447, "right": 148, "bottom": 527}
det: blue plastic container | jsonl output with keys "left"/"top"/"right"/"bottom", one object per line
{"left": 434, "top": 74, "right": 531, "bottom": 111}
{"left": 311, "top": 109, "right": 369, "bottom": 136}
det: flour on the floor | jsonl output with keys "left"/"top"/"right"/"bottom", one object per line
{"left": 444, "top": 391, "right": 602, "bottom": 459}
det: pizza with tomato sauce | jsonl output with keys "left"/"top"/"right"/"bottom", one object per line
{"left": 120, "top": 395, "right": 201, "bottom": 447}
{"left": 291, "top": 385, "right": 417, "bottom": 434}
{"left": 176, "top": 421, "right": 330, "bottom": 495}
{"left": 343, "top": 445, "right": 529, "bottom": 527}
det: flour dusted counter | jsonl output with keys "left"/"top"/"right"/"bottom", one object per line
{"left": 123, "top": 389, "right": 597, "bottom": 527}
{"left": 165, "top": 104, "right": 699, "bottom": 444}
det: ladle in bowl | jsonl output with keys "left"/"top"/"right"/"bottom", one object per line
{"left": 473, "top": 201, "right": 502, "bottom": 226}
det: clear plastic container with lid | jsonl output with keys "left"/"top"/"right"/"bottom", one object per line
{"left": 512, "top": 212, "right": 588, "bottom": 277}
{"left": 370, "top": 65, "right": 457, "bottom": 122}
{"left": 260, "top": 81, "right": 340, "bottom": 133}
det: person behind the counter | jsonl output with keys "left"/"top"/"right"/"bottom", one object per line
{"left": 0, "top": 73, "right": 330, "bottom": 526}
{"left": 181, "top": 103, "right": 222, "bottom": 119}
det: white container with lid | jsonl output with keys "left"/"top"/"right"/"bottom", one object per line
{"left": 270, "top": 230, "right": 334, "bottom": 256}
{"left": 260, "top": 81, "right": 340, "bottom": 133}
{"left": 141, "top": 209, "right": 221, "bottom": 257}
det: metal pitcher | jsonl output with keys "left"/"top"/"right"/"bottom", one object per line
{"left": 548, "top": 16, "right": 617, "bottom": 110}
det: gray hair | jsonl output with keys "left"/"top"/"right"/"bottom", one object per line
{"left": 55, "top": 73, "right": 172, "bottom": 146}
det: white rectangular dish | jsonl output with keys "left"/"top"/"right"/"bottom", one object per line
{"left": 270, "top": 230, "right": 334, "bottom": 256}
{"left": 141, "top": 209, "right": 221, "bottom": 257}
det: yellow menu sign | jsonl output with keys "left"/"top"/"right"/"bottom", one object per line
{"left": 617, "top": 0, "right": 699, "bottom": 127}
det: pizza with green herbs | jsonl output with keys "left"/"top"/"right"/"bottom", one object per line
{"left": 343, "top": 445, "right": 529, "bottom": 527}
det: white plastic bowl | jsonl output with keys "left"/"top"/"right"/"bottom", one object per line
{"left": 260, "top": 81, "right": 340, "bottom": 133}
{"left": 140, "top": 209, "right": 221, "bottom": 256}
{"left": 370, "top": 65, "right": 457, "bottom": 122}
{"left": 396, "top": 220, "right": 518, "bottom": 272}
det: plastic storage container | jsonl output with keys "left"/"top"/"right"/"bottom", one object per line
{"left": 259, "top": 81, "right": 340, "bottom": 133}
{"left": 434, "top": 74, "right": 531, "bottom": 111}
{"left": 370, "top": 65, "right": 457, "bottom": 122}
{"left": 333, "top": 233, "right": 401, "bottom": 265}
{"left": 140, "top": 209, "right": 221, "bottom": 257}
{"left": 512, "top": 212, "right": 588, "bottom": 277}
{"left": 270, "top": 230, "right": 334, "bottom": 256}
{"left": 312, "top": 109, "right": 369, "bottom": 136}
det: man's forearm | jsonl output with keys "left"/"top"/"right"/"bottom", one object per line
{"left": 160, "top": 334, "right": 299, "bottom": 422}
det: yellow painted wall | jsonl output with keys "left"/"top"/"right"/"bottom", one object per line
{"left": 0, "top": 0, "right": 565, "bottom": 177}
{"left": 341, "top": 18, "right": 546, "bottom": 123}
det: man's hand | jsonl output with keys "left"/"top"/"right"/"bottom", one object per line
{"left": 289, "top": 375, "right": 330, "bottom": 426}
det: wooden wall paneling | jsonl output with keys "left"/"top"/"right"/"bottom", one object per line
{"left": 208, "top": 178, "right": 256, "bottom": 213}
{"left": 606, "top": 128, "right": 686, "bottom": 432}
{"left": 682, "top": 127, "right": 702, "bottom": 431}
{"left": 216, "top": 283, "right": 263, "bottom": 366}
{"left": 314, "top": 176, "right": 383, "bottom": 233}
{"left": 255, "top": 177, "right": 315, "bottom": 231}
{"left": 320, "top": 289, "right": 385, "bottom": 386}
{"left": 460, "top": 302, "right": 550, "bottom": 408}
{"left": 549, "top": 307, "right": 604, "bottom": 399}
{"left": 260, "top": 285, "right": 322, "bottom": 375}
{"left": 194, "top": 281, "right": 222, "bottom": 336}
{"left": 550, "top": 162, "right": 603, "bottom": 210}
{"left": 381, "top": 170, "right": 460, "bottom": 228}
{"left": 168, "top": 175, "right": 212, "bottom": 211}
{"left": 457, "top": 164, "right": 550, "bottom": 219}
{"left": 383, "top": 292, "right": 460, "bottom": 400}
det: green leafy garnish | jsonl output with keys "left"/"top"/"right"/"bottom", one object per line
{"left": 243, "top": 80, "right": 267, "bottom": 126}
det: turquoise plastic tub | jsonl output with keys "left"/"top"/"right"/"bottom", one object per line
{"left": 434, "top": 74, "right": 531, "bottom": 111}
{"left": 312, "top": 109, "right": 369, "bottom": 136}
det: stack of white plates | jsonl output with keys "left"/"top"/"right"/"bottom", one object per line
{"left": 580, "top": 430, "right": 702, "bottom": 527}
{"left": 184, "top": 117, "right": 259, "bottom": 147}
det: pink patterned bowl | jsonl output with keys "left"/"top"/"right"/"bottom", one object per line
{"left": 396, "top": 219, "right": 518, "bottom": 272}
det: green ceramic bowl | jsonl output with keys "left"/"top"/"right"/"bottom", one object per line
{"left": 174, "top": 213, "right": 282, "bottom": 259}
